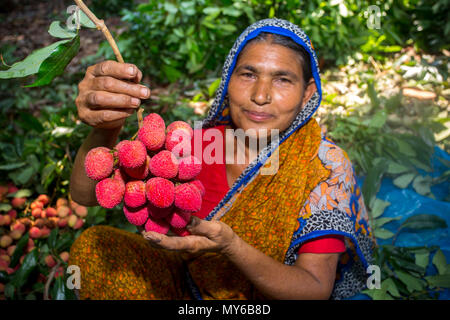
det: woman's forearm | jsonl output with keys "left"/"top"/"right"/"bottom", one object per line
{"left": 224, "top": 235, "right": 333, "bottom": 300}
{"left": 69, "top": 126, "right": 122, "bottom": 206}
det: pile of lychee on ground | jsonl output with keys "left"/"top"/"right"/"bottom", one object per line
{"left": 85, "top": 113, "right": 205, "bottom": 236}
{"left": 0, "top": 183, "right": 88, "bottom": 298}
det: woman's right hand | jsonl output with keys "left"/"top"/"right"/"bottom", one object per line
{"left": 75, "top": 60, "right": 151, "bottom": 129}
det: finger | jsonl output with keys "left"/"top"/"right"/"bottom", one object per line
{"left": 186, "top": 216, "right": 220, "bottom": 238}
{"left": 132, "top": 68, "right": 143, "bottom": 84}
{"left": 86, "top": 90, "right": 141, "bottom": 109}
{"left": 93, "top": 76, "right": 150, "bottom": 100}
{"left": 90, "top": 60, "right": 140, "bottom": 81}
{"left": 79, "top": 107, "right": 134, "bottom": 127}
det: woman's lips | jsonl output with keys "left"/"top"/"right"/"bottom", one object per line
{"left": 243, "top": 109, "right": 274, "bottom": 122}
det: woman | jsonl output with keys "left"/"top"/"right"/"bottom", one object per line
{"left": 69, "top": 18, "right": 375, "bottom": 300}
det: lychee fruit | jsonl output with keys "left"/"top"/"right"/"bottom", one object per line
{"left": 57, "top": 217, "right": 69, "bottom": 228}
{"left": 166, "top": 121, "right": 193, "bottom": 137}
{"left": 177, "top": 155, "right": 202, "bottom": 181}
{"left": 124, "top": 180, "right": 147, "bottom": 208}
{"left": 118, "top": 140, "right": 147, "bottom": 169}
{"left": 123, "top": 205, "right": 149, "bottom": 226}
{"left": 74, "top": 205, "right": 88, "bottom": 218}
{"left": 95, "top": 178, "right": 125, "bottom": 209}
{"left": 37, "top": 194, "right": 50, "bottom": 205}
{"left": 11, "top": 221, "right": 25, "bottom": 234}
{"left": 144, "top": 216, "right": 170, "bottom": 234}
{"left": 73, "top": 218, "right": 84, "bottom": 230}
{"left": 45, "top": 207, "right": 57, "bottom": 217}
{"left": 149, "top": 150, "right": 179, "bottom": 179}
{"left": 31, "top": 208, "right": 42, "bottom": 218}
{"left": 9, "top": 229, "right": 23, "bottom": 240}
{"left": 145, "top": 177, "right": 175, "bottom": 209}
{"left": 190, "top": 180, "right": 205, "bottom": 197}
{"left": 6, "top": 245, "right": 16, "bottom": 257}
{"left": 59, "top": 251, "right": 69, "bottom": 263}
{"left": 0, "top": 214, "right": 10, "bottom": 226}
{"left": 40, "top": 227, "right": 51, "bottom": 238}
{"left": 165, "top": 129, "right": 192, "bottom": 158}
{"left": 166, "top": 210, "right": 191, "bottom": 229}
{"left": 143, "top": 113, "right": 166, "bottom": 131}
{"left": 57, "top": 206, "right": 70, "bottom": 218}
{"left": 84, "top": 147, "right": 114, "bottom": 181}
{"left": 0, "top": 235, "right": 13, "bottom": 248}
{"left": 124, "top": 155, "right": 150, "bottom": 180}
{"left": 29, "top": 227, "right": 41, "bottom": 239}
{"left": 147, "top": 203, "right": 173, "bottom": 219}
{"left": 11, "top": 197, "right": 26, "bottom": 208}
{"left": 7, "top": 209, "right": 17, "bottom": 220}
{"left": 68, "top": 215, "right": 78, "bottom": 228}
{"left": 174, "top": 183, "right": 202, "bottom": 212}
{"left": 30, "top": 201, "right": 44, "bottom": 210}
{"left": 45, "top": 255, "right": 56, "bottom": 268}
{"left": 138, "top": 125, "right": 166, "bottom": 151}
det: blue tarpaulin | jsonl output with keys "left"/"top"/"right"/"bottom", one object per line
{"left": 348, "top": 146, "right": 450, "bottom": 300}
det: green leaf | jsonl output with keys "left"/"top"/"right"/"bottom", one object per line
{"left": 432, "top": 250, "right": 447, "bottom": 275}
{"left": 15, "top": 166, "right": 35, "bottom": 185}
{"left": 396, "top": 270, "right": 424, "bottom": 292}
{"left": 4, "top": 283, "right": 15, "bottom": 299}
{"left": 387, "top": 162, "right": 411, "bottom": 175}
{"left": 370, "top": 198, "right": 391, "bottom": 218}
{"left": 374, "top": 216, "right": 401, "bottom": 228}
{"left": 9, "top": 232, "right": 29, "bottom": 268}
{"left": 415, "top": 252, "right": 429, "bottom": 269}
{"left": 395, "top": 138, "right": 416, "bottom": 157}
{"left": 0, "top": 203, "right": 12, "bottom": 212}
{"left": 10, "top": 248, "right": 38, "bottom": 288}
{"left": 48, "top": 21, "right": 77, "bottom": 39}
{"left": 393, "top": 172, "right": 416, "bottom": 189}
{"left": 78, "top": 11, "right": 96, "bottom": 29}
{"left": 208, "top": 78, "right": 221, "bottom": 98}
{"left": 0, "top": 162, "right": 27, "bottom": 170}
{"left": 426, "top": 274, "right": 450, "bottom": 288}
{"left": 47, "top": 228, "right": 59, "bottom": 250}
{"left": 51, "top": 276, "right": 67, "bottom": 300}
{"left": 362, "top": 160, "right": 384, "bottom": 209}
{"left": 55, "top": 233, "right": 74, "bottom": 252}
{"left": 383, "top": 278, "right": 401, "bottom": 297}
{"left": 41, "top": 163, "right": 56, "bottom": 186}
{"left": 18, "top": 112, "right": 44, "bottom": 133}
{"left": 8, "top": 189, "right": 32, "bottom": 198}
{"left": 369, "top": 110, "right": 387, "bottom": 129}
{"left": 25, "top": 35, "right": 80, "bottom": 87}
{"left": 412, "top": 175, "right": 433, "bottom": 197}
{"left": 374, "top": 228, "right": 395, "bottom": 239}
{"left": 400, "top": 214, "right": 447, "bottom": 231}
{"left": 0, "top": 39, "right": 70, "bottom": 79}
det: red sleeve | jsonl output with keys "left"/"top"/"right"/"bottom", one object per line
{"left": 298, "top": 235, "right": 346, "bottom": 254}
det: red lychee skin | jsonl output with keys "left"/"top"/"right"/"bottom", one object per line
{"left": 11, "top": 197, "right": 26, "bottom": 208}
{"left": 11, "top": 221, "right": 25, "bottom": 234}
{"left": 31, "top": 208, "right": 42, "bottom": 218}
{"left": 113, "top": 140, "right": 128, "bottom": 158}
{"left": 178, "top": 155, "right": 202, "bottom": 181}
{"left": 9, "top": 229, "right": 23, "bottom": 240}
{"left": 124, "top": 155, "right": 150, "bottom": 180}
{"left": 95, "top": 178, "right": 125, "bottom": 209}
{"left": 144, "top": 216, "right": 170, "bottom": 234}
{"left": 45, "top": 255, "right": 56, "bottom": 268}
{"left": 174, "top": 183, "right": 202, "bottom": 212}
{"left": 37, "top": 194, "right": 50, "bottom": 205}
{"left": 124, "top": 181, "right": 147, "bottom": 208}
{"left": 166, "top": 121, "right": 193, "bottom": 137}
{"left": 56, "top": 198, "right": 68, "bottom": 208}
{"left": 118, "top": 140, "right": 147, "bottom": 169}
{"left": 45, "top": 207, "right": 57, "bottom": 217}
{"left": 147, "top": 204, "right": 173, "bottom": 219}
{"left": 84, "top": 147, "right": 114, "bottom": 181}
{"left": 138, "top": 125, "right": 166, "bottom": 151}
{"left": 149, "top": 150, "right": 179, "bottom": 179}
{"left": 74, "top": 205, "right": 88, "bottom": 218}
{"left": 7, "top": 209, "right": 17, "bottom": 220}
{"left": 57, "top": 206, "right": 70, "bottom": 218}
{"left": 123, "top": 205, "right": 149, "bottom": 226}
{"left": 0, "top": 214, "right": 11, "bottom": 226}
{"left": 30, "top": 201, "right": 44, "bottom": 210}
{"left": 0, "top": 185, "right": 8, "bottom": 201}
{"left": 165, "top": 129, "right": 192, "bottom": 158}
{"left": 112, "top": 168, "right": 127, "bottom": 186}
{"left": 57, "top": 217, "right": 69, "bottom": 228}
{"left": 73, "top": 218, "right": 84, "bottom": 230}
{"left": 29, "top": 227, "right": 42, "bottom": 239}
{"left": 0, "top": 235, "right": 13, "bottom": 248}
{"left": 143, "top": 113, "right": 166, "bottom": 131}
{"left": 145, "top": 177, "right": 175, "bottom": 209}
{"left": 7, "top": 245, "right": 16, "bottom": 257}
{"left": 171, "top": 227, "right": 191, "bottom": 237}
{"left": 189, "top": 180, "right": 205, "bottom": 197}
{"left": 59, "top": 251, "right": 69, "bottom": 263}
{"left": 7, "top": 185, "right": 18, "bottom": 195}
{"left": 166, "top": 210, "right": 191, "bottom": 229}
{"left": 40, "top": 227, "right": 51, "bottom": 238}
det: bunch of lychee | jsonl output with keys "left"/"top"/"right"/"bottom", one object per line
{"left": 0, "top": 188, "right": 84, "bottom": 277}
{"left": 84, "top": 113, "right": 204, "bottom": 236}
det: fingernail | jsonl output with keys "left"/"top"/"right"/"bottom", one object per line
{"left": 145, "top": 234, "right": 161, "bottom": 242}
{"left": 140, "top": 87, "right": 149, "bottom": 98}
{"left": 131, "top": 97, "right": 140, "bottom": 106}
{"left": 128, "top": 66, "right": 135, "bottom": 76}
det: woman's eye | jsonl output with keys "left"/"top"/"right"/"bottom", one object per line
{"left": 241, "top": 73, "right": 254, "bottom": 78}
{"left": 278, "top": 78, "right": 291, "bottom": 83}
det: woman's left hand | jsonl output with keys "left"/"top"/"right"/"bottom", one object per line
{"left": 140, "top": 216, "right": 238, "bottom": 255}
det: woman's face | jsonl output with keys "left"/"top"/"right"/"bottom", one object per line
{"left": 227, "top": 41, "right": 316, "bottom": 138}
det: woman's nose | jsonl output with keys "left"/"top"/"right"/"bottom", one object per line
{"left": 251, "top": 79, "right": 272, "bottom": 105}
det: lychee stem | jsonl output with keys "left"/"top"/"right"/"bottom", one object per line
{"left": 73, "top": 0, "right": 124, "bottom": 63}
{"left": 44, "top": 261, "right": 61, "bottom": 300}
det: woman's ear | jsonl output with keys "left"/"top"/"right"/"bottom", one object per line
{"left": 301, "top": 80, "right": 317, "bottom": 108}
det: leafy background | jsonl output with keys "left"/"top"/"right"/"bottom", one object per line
{"left": 0, "top": 0, "right": 449, "bottom": 299}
